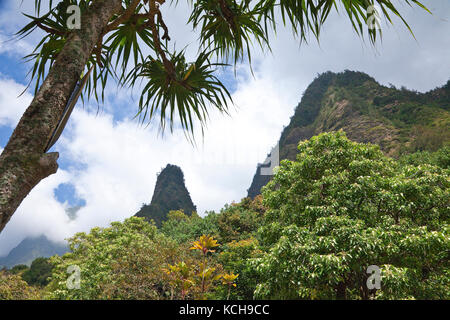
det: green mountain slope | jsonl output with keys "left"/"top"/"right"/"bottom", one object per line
{"left": 135, "top": 164, "right": 197, "bottom": 227}
{"left": 248, "top": 70, "right": 450, "bottom": 198}
{"left": 0, "top": 235, "right": 68, "bottom": 268}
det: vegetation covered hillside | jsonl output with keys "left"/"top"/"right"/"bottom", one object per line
{"left": 3, "top": 132, "right": 447, "bottom": 300}
{"left": 0, "top": 236, "right": 68, "bottom": 269}
{"left": 248, "top": 71, "right": 450, "bottom": 197}
{"left": 135, "top": 164, "right": 197, "bottom": 227}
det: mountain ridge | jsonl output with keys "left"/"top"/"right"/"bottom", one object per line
{"left": 0, "top": 235, "right": 68, "bottom": 268}
{"left": 248, "top": 70, "right": 450, "bottom": 197}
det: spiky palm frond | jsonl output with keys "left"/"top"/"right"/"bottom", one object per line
{"left": 256, "top": 0, "right": 430, "bottom": 44}
{"left": 104, "top": 13, "right": 155, "bottom": 80}
{"left": 19, "top": 0, "right": 430, "bottom": 138}
{"left": 126, "top": 49, "right": 232, "bottom": 136}
{"left": 189, "top": 0, "right": 269, "bottom": 65}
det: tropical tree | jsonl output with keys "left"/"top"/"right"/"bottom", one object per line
{"left": 216, "top": 195, "right": 265, "bottom": 243}
{"left": 218, "top": 237, "right": 262, "bottom": 299}
{"left": 46, "top": 217, "right": 187, "bottom": 299}
{"left": 165, "top": 234, "right": 226, "bottom": 299}
{"left": 0, "top": 0, "right": 430, "bottom": 232}
{"left": 0, "top": 270, "right": 41, "bottom": 299}
{"left": 161, "top": 210, "right": 220, "bottom": 243}
{"left": 22, "top": 257, "right": 54, "bottom": 287}
{"left": 253, "top": 132, "right": 449, "bottom": 299}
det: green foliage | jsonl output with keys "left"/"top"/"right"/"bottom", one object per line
{"left": 164, "top": 235, "right": 233, "bottom": 300}
{"left": 249, "top": 71, "right": 450, "bottom": 198}
{"left": 217, "top": 238, "right": 262, "bottom": 299}
{"left": 408, "top": 125, "right": 450, "bottom": 153}
{"left": 46, "top": 217, "right": 187, "bottom": 299}
{"left": 282, "top": 72, "right": 335, "bottom": 137}
{"left": 22, "top": 257, "right": 54, "bottom": 287}
{"left": 3, "top": 133, "right": 448, "bottom": 300}
{"left": 216, "top": 196, "right": 265, "bottom": 243}
{"left": 254, "top": 132, "right": 449, "bottom": 299}
{"left": 0, "top": 270, "right": 40, "bottom": 300}
{"left": 161, "top": 210, "right": 219, "bottom": 244}
{"left": 126, "top": 49, "right": 232, "bottom": 134}
{"left": 17, "top": 0, "right": 92, "bottom": 95}
{"left": 9, "top": 264, "right": 29, "bottom": 275}
{"left": 399, "top": 145, "right": 450, "bottom": 169}
{"left": 189, "top": 0, "right": 268, "bottom": 65}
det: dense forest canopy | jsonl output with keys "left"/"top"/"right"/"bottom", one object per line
{"left": 2, "top": 132, "right": 448, "bottom": 300}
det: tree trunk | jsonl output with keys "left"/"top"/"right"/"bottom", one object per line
{"left": 0, "top": 0, "right": 122, "bottom": 233}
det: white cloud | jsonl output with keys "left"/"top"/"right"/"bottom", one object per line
{"left": 0, "top": 66, "right": 294, "bottom": 254}
{"left": 0, "top": 77, "right": 31, "bottom": 127}
{"left": 0, "top": 33, "right": 34, "bottom": 57}
{"left": 0, "top": 169, "right": 71, "bottom": 256}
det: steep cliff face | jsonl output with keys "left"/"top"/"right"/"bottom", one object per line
{"left": 247, "top": 70, "right": 450, "bottom": 198}
{"left": 135, "top": 164, "right": 196, "bottom": 227}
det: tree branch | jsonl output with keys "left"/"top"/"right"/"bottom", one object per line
{"left": 218, "top": 0, "right": 237, "bottom": 31}
{"left": 104, "top": 0, "right": 142, "bottom": 34}
{"left": 93, "top": 0, "right": 141, "bottom": 66}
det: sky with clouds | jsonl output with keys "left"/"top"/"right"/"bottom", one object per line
{"left": 0, "top": 0, "right": 449, "bottom": 256}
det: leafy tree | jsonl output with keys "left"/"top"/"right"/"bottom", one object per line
{"left": 253, "top": 131, "right": 449, "bottom": 299}
{"left": 161, "top": 210, "right": 219, "bottom": 243}
{"left": 165, "top": 235, "right": 229, "bottom": 299}
{"left": 0, "top": 0, "right": 430, "bottom": 232}
{"left": 46, "top": 217, "right": 188, "bottom": 299}
{"left": 216, "top": 196, "right": 265, "bottom": 243}
{"left": 399, "top": 145, "right": 450, "bottom": 169}
{"left": 9, "top": 264, "right": 29, "bottom": 275}
{"left": 0, "top": 270, "right": 40, "bottom": 300}
{"left": 22, "top": 257, "right": 54, "bottom": 287}
{"left": 217, "top": 237, "right": 262, "bottom": 299}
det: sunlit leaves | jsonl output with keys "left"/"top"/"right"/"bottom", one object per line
{"left": 221, "top": 272, "right": 239, "bottom": 286}
{"left": 164, "top": 235, "right": 228, "bottom": 299}
{"left": 46, "top": 217, "right": 186, "bottom": 300}
{"left": 190, "top": 234, "right": 220, "bottom": 255}
{"left": 254, "top": 132, "right": 449, "bottom": 299}
{"left": 104, "top": 3, "right": 155, "bottom": 76}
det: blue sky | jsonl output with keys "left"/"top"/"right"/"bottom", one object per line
{"left": 0, "top": 0, "right": 449, "bottom": 255}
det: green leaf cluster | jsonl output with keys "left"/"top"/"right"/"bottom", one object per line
{"left": 254, "top": 131, "right": 449, "bottom": 299}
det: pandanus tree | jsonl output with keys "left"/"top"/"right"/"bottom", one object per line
{"left": 0, "top": 0, "right": 429, "bottom": 232}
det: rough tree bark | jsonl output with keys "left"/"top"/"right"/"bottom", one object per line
{"left": 0, "top": 0, "right": 123, "bottom": 233}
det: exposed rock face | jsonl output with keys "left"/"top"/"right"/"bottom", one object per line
{"left": 247, "top": 70, "right": 450, "bottom": 198}
{"left": 135, "top": 164, "right": 196, "bottom": 227}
